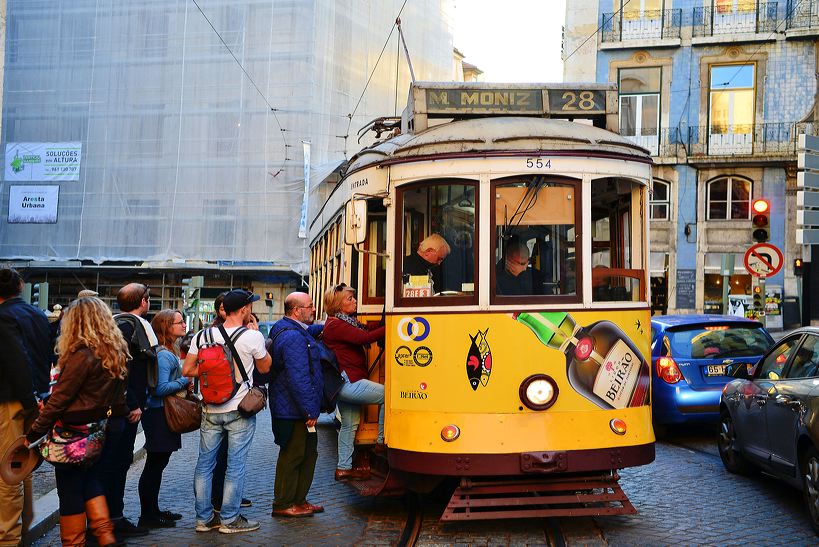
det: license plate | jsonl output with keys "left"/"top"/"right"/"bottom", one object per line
{"left": 705, "top": 364, "right": 727, "bottom": 376}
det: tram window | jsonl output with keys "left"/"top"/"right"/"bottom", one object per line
{"left": 493, "top": 177, "right": 578, "bottom": 298}
{"left": 591, "top": 178, "right": 646, "bottom": 302}
{"left": 362, "top": 201, "right": 386, "bottom": 303}
{"left": 398, "top": 181, "right": 476, "bottom": 299}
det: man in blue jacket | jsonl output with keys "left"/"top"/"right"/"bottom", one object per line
{"left": 268, "top": 292, "right": 324, "bottom": 518}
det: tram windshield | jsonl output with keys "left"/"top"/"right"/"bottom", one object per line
{"left": 398, "top": 180, "right": 476, "bottom": 299}
{"left": 493, "top": 176, "right": 578, "bottom": 300}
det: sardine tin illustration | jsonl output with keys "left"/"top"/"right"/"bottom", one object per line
{"left": 466, "top": 329, "right": 492, "bottom": 391}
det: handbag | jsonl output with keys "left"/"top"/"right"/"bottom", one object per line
{"left": 39, "top": 415, "right": 108, "bottom": 468}
{"left": 219, "top": 325, "right": 267, "bottom": 417}
{"left": 163, "top": 390, "right": 203, "bottom": 434}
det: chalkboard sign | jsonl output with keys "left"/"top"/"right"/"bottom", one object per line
{"left": 676, "top": 269, "right": 696, "bottom": 309}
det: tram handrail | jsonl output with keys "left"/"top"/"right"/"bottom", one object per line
{"left": 592, "top": 268, "right": 645, "bottom": 301}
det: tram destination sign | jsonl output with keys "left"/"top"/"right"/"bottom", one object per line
{"left": 422, "top": 87, "right": 607, "bottom": 116}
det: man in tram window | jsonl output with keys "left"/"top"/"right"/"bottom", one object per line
{"left": 495, "top": 241, "right": 545, "bottom": 296}
{"left": 402, "top": 233, "right": 450, "bottom": 295}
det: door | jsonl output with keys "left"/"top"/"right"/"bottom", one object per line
{"left": 765, "top": 334, "right": 818, "bottom": 477}
{"left": 736, "top": 337, "right": 800, "bottom": 465}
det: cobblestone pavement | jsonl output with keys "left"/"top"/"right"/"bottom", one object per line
{"left": 32, "top": 417, "right": 819, "bottom": 546}
{"left": 33, "top": 413, "right": 380, "bottom": 546}
{"left": 595, "top": 442, "right": 817, "bottom": 546}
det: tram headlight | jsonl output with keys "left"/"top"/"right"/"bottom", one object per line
{"left": 519, "top": 374, "right": 558, "bottom": 411}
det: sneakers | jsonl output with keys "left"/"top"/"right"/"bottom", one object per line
{"left": 195, "top": 514, "right": 221, "bottom": 533}
{"left": 219, "top": 515, "right": 260, "bottom": 534}
{"left": 213, "top": 498, "right": 252, "bottom": 512}
{"left": 158, "top": 510, "right": 183, "bottom": 521}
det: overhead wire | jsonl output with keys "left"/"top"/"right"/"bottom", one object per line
{"left": 190, "top": 0, "right": 290, "bottom": 178}
{"left": 342, "top": 0, "right": 410, "bottom": 158}
{"left": 563, "top": 0, "right": 632, "bottom": 64}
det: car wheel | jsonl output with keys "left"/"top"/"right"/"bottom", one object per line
{"left": 717, "top": 409, "right": 756, "bottom": 475}
{"left": 801, "top": 447, "right": 819, "bottom": 535}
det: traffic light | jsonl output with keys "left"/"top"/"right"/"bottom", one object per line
{"left": 265, "top": 291, "right": 274, "bottom": 307}
{"left": 752, "top": 284, "right": 763, "bottom": 311}
{"left": 31, "top": 282, "right": 49, "bottom": 310}
{"left": 751, "top": 199, "right": 770, "bottom": 243}
{"left": 795, "top": 258, "right": 804, "bottom": 276}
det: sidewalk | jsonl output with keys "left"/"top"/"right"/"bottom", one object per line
{"left": 31, "top": 413, "right": 379, "bottom": 546}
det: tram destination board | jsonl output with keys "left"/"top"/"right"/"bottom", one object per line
{"left": 423, "top": 87, "right": 607, "bottom": 115}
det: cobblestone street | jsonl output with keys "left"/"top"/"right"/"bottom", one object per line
{"left": 31, "top": 418, "right": 819, "bottom": 546}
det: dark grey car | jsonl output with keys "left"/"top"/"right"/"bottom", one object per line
{"left": 719, "top": 327, "right": 819, "bottom": 534}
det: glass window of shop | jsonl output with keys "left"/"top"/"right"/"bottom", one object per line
{"left": 703, "top": 253, "right": 751, "bottom": 315}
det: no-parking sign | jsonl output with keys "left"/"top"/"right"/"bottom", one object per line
{"left": 744, "top": 243, "right": 784, "bottom": 278}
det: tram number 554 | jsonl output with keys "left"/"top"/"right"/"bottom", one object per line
{"left": 526, "top": 157, "right": 551, "bottom": 169}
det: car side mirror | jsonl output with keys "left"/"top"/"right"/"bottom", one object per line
{"left": 726, "top": 363, "right": 750, "bottom": 379}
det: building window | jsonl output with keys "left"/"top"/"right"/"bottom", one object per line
{"left": 622, "top": 0, "right": 664, "bottom": 39}
{"left": 619, "top": 67, "right": 661, "bottom": 156}
{"left": 706, "top": 176, "right": 751, "bottom": 220}
{"left": 650, "top": 178, "right": 670, "bottom": 220}
{"left": 709, "top": 64, "right": 755, "bottom": 154}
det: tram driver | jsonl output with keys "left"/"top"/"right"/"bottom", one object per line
{"left": 402, "top": 234, "right": 450, "bottom": 295}
{"left": 495, "top": 241, "right": 545, "bottom": 296}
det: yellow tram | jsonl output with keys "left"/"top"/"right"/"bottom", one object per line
{"left": 309, "top": 82, "right": 655, "bottom": 520}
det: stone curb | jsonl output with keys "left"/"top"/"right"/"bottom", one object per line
{"left": 23, "top": 431, "right": 146, "bottom": 546}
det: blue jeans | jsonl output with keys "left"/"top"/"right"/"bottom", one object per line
{"left": 193, "top": 410, "right": 256, "bottom": 525}
{"left": 337, "top": 373, "right": 384, "bottom": 470}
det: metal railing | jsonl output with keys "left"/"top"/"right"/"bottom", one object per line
{"left": 601, "top": 9, "right": 682, "bottom": 42}
{"left": 618, "top": 127, "right": 685, "bottom": 158}
{"left": 786, "top": 0, "right": 819, "bottom": 29}
{"left": 686, "top": 122, "right": 816, "bottom": 156}
{"left": 692, "top": 2, "right": 778, "bottom": 37}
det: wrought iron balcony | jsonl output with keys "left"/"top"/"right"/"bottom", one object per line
{"left": 686, "top": 122, "right": 815, "bottom": 157}
{"left": 601, "top": 9, "right": 682, "bottom": 42}
{"left": 786, "top": 0, "right": 819, "bottom": 30}
{"left": 620, "top": 127, "right": 683, "bottom": 157}
{"left": 693, "top": 2, "right": 778, "bottom": 37}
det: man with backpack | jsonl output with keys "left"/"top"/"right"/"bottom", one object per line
{"left": 267, "top": 292, "right": 325, "bottom": 518}
{"left": 182, "top": 289, "right": 271, "bottom": 534}
{"left": 102, "top": 282, "right": 157, "bottom": 538}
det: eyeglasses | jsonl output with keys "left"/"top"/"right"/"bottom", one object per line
{"left": 141, "top": 285, "right": 151, "bottom": 301}
{"left": 172, "top": 320, "right": 186, "bottom": 326}
{"left": 508, "top": 259, "right": 529, "bottom": 267}
{"left": 296, "top": 303, "right": 316, "bottom": 309}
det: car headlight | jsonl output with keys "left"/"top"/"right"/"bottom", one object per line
{"left": 519, "top": 374, "right": 559, "bottom": 411}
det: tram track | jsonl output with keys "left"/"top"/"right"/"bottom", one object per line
{"left": 396, "top": 493, "right": 423, "bottom": 547}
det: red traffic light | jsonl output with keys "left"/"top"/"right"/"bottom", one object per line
{"left": 752, "top": 199, "right": 769, "bottom": 214}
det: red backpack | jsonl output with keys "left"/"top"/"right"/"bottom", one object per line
{"left": 196, "top": 325, "right": 247, "bottom": 405}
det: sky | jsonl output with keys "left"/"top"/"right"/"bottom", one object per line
{"left": 452, "top": 0, "right": 567, "bottom": 83}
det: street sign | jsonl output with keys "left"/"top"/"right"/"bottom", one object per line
{"left": 744, "top": 243, "right": 784, "bottom": 278}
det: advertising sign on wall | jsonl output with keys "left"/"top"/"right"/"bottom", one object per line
{"left": 4, "top": 142, "right": 82, "bottom": 181}
{"left": 8, "top": 185, "right": 59, "bottom": 224}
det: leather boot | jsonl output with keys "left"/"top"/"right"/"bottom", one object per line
{"left": 84, "top": 496, "right": 117, "bottom": 547}
{"left": 59, "top": 513, "right": 87, "bottom": 547}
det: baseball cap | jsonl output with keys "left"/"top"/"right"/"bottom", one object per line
{"left": 222, "top": 289, "right": 260, "bottom": 313}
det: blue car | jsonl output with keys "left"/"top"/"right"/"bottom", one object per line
{"left": 650, "top": 314, "right": 774, "bottom": 433}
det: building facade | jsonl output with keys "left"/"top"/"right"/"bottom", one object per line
{"left": 564, "top": 0, "right": 819, "bottom": 326}
{"left": 0, "top": 0, "right": 456, "bottom": 320}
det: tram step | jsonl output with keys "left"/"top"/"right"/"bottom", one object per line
{"left": 440, "top": 473, "right": 637, "bottom": 521}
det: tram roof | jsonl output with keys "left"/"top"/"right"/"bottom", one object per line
{"left": 346, "top": 117, "right": 651, "bottom": 174}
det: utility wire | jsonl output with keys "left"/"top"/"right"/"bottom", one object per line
{"left": 343, "top": 0, "right": 410, "bottom": 157}
{"left": 564, "top": 0, "right": 632, "bottom": 64}
{"left": 190, "top": 0, "right": 289, "bottom": 178}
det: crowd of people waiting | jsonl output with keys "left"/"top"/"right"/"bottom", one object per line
{"left": 0, "top": 268, "right": 385, "bottom": 545}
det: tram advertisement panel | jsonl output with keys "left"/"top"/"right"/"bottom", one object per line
{"left": 388, "top": 310, "right": 650, "bottom": 413}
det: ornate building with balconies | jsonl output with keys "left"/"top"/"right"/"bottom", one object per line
{"left": 564, "top": 0, "right": 818, "bottom": 325}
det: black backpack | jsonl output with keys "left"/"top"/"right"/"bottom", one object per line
{"left": 266, "top": 327, "right": 345, "bottom": 413}
{"left": 114, "top": 313, "right": 160, "bottom": 389}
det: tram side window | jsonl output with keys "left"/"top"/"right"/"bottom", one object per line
{"left": 363, "top": 200, "right": 387, "bottom": 302}
{"left": 494, "top": 177, "right": 577, "bottom": 297}
{"left": 591, "top": 178, "right": 645, "bottom": 302}
{"left": 400, "top": 181, "right": 476, "bottom": 298}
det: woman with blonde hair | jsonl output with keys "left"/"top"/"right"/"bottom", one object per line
{"left": 137, "top": 309, "right": 190, "bottom": 528}
{"left": 26, "top": 297, "right": 130, "bottom": 547}
{"left": 320, "top": 284, "right": 385, "bottom": 480}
